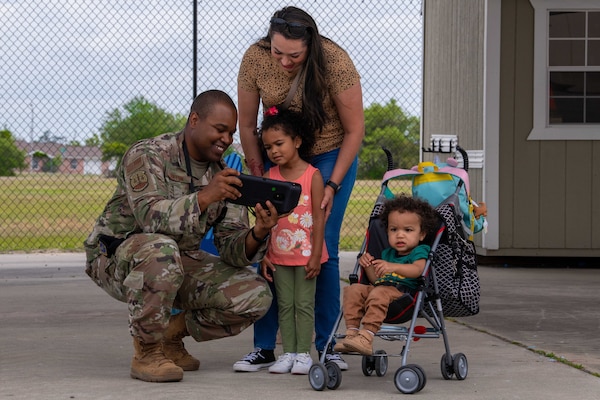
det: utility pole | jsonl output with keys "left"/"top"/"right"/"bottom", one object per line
{"left": 30, "top": 102, "right": 34, "bottom": 151}
{"left": 193, "top": 0, "right": 198, "bottom": 99}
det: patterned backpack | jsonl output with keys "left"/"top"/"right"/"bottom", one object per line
{"left": 431, "top": 203, "right": 480, "bottom": 317}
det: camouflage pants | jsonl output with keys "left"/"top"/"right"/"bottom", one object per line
{"left": 85, "top": 233, "right": 272, "bottom": 343}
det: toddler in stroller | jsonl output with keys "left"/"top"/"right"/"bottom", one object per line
{"left": 308, "top": 147, "right": 480, "bottom": 393}
{"left": 334, "top": 195, "right": 438, "bottom": 356}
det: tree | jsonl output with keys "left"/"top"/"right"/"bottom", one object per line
{"left": 85, "top": 134, "right": 100, "bottom": 147}
{"left": 31, "top": 151, "right": 61, "bottom": 173}
{"left": 38, "top": 130, "right": 65, "bottom": 144}
{"left": 0, "top": 130, "right": 27, "bottom": 176}
{"left": 99, "top": 96, "right": 186, "bottom": 162}
{"left": 358, "top": 100, "right": 420, "bottom": 179}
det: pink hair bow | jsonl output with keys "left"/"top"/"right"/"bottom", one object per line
{"left": 264, "top": 106, "right": 279, "bottom": 117}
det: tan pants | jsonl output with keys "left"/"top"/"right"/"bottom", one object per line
{"left": 342, "top": 284, "right": 402, "bottom": 333}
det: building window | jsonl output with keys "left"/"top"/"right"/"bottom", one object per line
{"left": 549, "top": 11, "right": 600, "bottom": 124}
{"left": 530, "top": 0, "right": 600, "bottom": 140}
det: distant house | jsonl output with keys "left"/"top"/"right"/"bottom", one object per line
{"left": 15, "top": 140, "right": 116, "bottom": 176}
{"left": 15, "top": 140, "right": 244, "bottom": 176}
{"left": 422, "top": 0, "right": 600, "bottom": 257}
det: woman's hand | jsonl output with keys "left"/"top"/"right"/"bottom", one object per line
{"left": 320, "top": 187, "right": 335, "bottom": 220}
{"left": 238, "top": 88, "right": 263, "bottom": 176}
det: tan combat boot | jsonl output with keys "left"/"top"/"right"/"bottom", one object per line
{"left": 130, "top": 337, "right": 184, "bottom": 382}
{"left": 162, "top": 312, "right": 200, "bottom": 371}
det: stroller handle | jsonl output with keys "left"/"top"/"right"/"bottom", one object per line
{"left": 456, "top": 145, "right": 469, "bottom": 172}
{"left": 382, "top": 146, "right": 395, "bottom": 171}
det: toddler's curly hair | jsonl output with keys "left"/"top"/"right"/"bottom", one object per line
{"left": 379, "top": 194, "right": 439, "bottom": 237}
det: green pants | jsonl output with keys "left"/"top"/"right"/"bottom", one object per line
{"left": 273, "top": 265, "right": 316, "bottom": 354}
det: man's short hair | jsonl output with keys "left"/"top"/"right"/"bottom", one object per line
{"left": 190, "top": 90, "right": 236, "bottom": 120}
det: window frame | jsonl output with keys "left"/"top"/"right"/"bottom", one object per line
{"left": 529, "top": 0, "right": 600, "bottom": 140}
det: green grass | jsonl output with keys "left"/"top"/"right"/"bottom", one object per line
{"left": 0, "top": 174, "right": 116, "bottom": 252}
{"left": 0, "top": 174, "right": 413, "bottom": 252}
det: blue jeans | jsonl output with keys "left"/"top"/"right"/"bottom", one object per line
{"left": 253, "top": 148, "right": 358, "bottom": 352}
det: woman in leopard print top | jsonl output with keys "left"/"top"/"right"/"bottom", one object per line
{"left": 234, "top": 6, "right": 365, "bottom": 372}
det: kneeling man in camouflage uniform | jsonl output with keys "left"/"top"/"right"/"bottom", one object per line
{"left": 84, "top": 90, "right": 276, "bottom": 382}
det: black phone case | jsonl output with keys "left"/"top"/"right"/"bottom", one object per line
{"left": 230, "top": 174, "right": 302, "bottom": 214}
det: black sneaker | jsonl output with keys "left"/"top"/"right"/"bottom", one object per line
{"left": 318, "top": 350, "right": 349, "bottom": 371}
{"left": 233, "top": 348, "right": 276, "bottom": 372}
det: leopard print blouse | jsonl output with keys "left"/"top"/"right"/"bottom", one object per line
{"left": 238, "top": 38, "right": 361, "bottom": 156}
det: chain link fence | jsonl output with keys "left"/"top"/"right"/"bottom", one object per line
{"left": 0, "top": 0, "right": 423, "bottom": 252}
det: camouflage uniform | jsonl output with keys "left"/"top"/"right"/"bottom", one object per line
{"left": 84, "top": 130, "right": 272, "bottom": 344}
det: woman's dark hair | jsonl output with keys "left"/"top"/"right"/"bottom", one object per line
{"left": 379, "top": 195, "right": 439, "bottom": 239}
{"left": 260, "top": 6, "right": 328, "bottom": 133}
{"left": 258, "top": 106, "right": 315, "bottom": 161}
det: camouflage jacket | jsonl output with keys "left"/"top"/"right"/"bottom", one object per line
{"left": 84, "top": 130, "right": 265, "bottom": 266}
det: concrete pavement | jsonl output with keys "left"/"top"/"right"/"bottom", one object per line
{"left": 1, "top": 252, "right": 599, "bottom": 399}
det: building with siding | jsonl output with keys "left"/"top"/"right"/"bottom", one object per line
{"left": 422, "top": 0, "right": 600, "bottom": 257}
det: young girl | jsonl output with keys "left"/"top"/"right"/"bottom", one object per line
{"left": 258, "top": 106, "right": 328, "bottom": 375}
{"left": 336, "top": 195, "right": 438, "bottom": 355}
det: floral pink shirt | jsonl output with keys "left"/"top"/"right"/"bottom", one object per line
{"left": 266, "top": 165, "right": 328, "bottom": 266}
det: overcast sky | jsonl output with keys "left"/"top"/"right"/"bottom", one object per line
{"left": 0, "top": 0, "right": 423, "bottom": 144}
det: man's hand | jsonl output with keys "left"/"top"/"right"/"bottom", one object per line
{"left": 252, "top": 201, "right": 279, "bottom": 237}
{"left": 196, "top": 168, "right": 242, "bottom": 211}
{"left": 260, "top": 256, "right": 275, "bottom": 283}
{"left": 245, "top": 200, "right": 280, "bottom": 259}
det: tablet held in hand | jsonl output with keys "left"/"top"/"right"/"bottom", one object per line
{"left": 230, "top": 174, "right": 302, "bottom": 215}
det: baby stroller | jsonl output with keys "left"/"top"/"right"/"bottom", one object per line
{"left": 308, "top": 147, "right": 481, "bottom": 394}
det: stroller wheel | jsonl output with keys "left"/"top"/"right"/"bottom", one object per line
{"left": 308, "top": 363, "right": 328, "bottom": 391}
{"left": 440, "top": 353, "right": 454, "bottom": 380}
{"left": 361, "top": 355, "right": 376, "bottom": 376}
{"left": 394, "top": 365, "right": 424, "bottom": 394}
{"left": 325, "top": 361, "right": 342, "bottom": 390}
{"left": 412, "top": 364, "right": 427, "bottom": 392}
{"left": 452, "top": 353, "right": 468, "bottom": 380}
{"left": 374, "top": 350, "right": 388, "bottom": 377}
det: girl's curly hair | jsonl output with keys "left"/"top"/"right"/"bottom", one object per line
{"left": 258, "top": 106, "right": 315, "bottom": 161}
{"left": 379, "top": 194, "right": 439, "bottom": 238}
